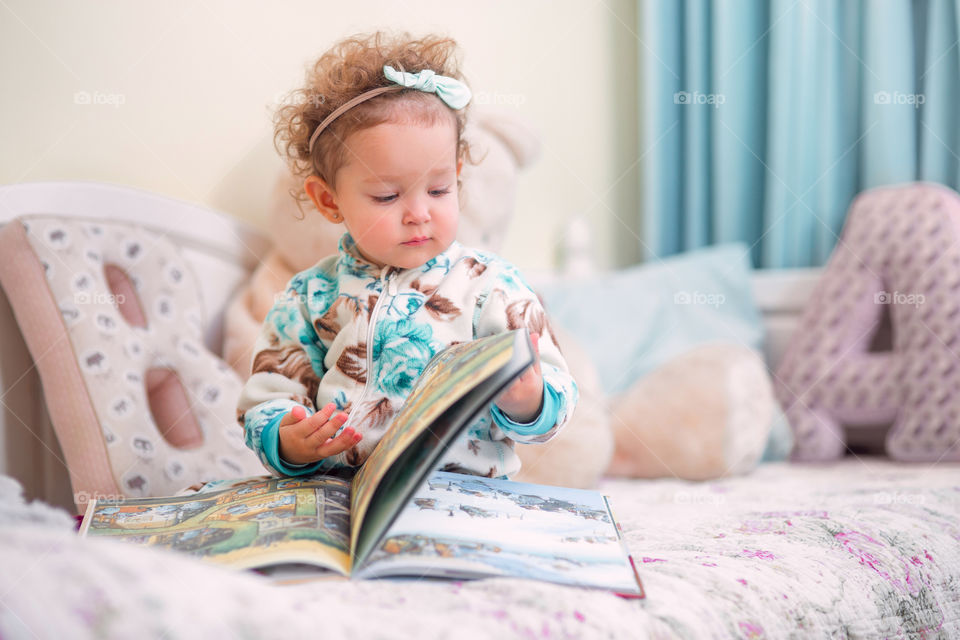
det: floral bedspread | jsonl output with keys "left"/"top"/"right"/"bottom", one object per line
{"left": 2, "top": 457, "right": 958, "bottom": 639}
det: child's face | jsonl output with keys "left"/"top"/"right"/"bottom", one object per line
{"left": 316, "top": 119, "right": 461, "bottom": 270}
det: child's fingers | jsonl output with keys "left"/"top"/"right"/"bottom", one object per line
{"left": 279, "top": 405, "right": 350, "bottom": 464}
{"left": 278, "top": 405, "right": 307, "bottom": 428}
{"left": 316, "top": 427, "right": 362, "bottom": 458}
{"left": 293, "top": 403, "right": 337, "bottom": 437}
{"left": 279, "top": 405, "right": 336, "bottom": 451}
{"left": 306, "top": 411, "right": 349, "bottom": 446}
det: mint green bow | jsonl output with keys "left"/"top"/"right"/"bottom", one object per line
{"left": 383, "top": 65, "right": 471, "bottom": 109}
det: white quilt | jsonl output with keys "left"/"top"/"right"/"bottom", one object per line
{"left": 2, "top": 457, "right": 959, "bottom": 639}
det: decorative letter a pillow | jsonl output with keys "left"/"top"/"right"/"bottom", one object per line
{"left": 775, "top": 183, "right": 960, "bottom": 462}
{"left": 0, "top": 216, "right": 266, "bottom": 512}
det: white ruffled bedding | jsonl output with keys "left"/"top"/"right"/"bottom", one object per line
{"left": 2, "top": 457, "right": 959, "bottom": 639}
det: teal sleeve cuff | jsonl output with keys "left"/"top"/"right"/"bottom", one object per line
{"left": 261, "top": 412, "right": 325, "bottom": 477}
{"left": 490, "top": 382, "right": 561, "bottom": 437}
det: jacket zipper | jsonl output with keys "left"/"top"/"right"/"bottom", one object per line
{"left": 347, "top": 266, "right": 396, "bottom": 426}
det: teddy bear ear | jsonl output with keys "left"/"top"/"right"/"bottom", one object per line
{"left": 470, "top": 106, "right": 541, "bottom": 169}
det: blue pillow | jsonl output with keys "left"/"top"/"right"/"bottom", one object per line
{"left": 760, "top": 408, "right": 793, "bottom": 462}
{"left": 538, "top": 243, "right": 791, "bottom": 463}
{"left": 537, "top": 243, "right": 764, "bottom": 395}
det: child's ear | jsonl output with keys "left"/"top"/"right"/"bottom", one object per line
{"left": 304, "top": 176, "right": 343, "bottom": 224}
{"left": 456, "top": 159, "right": 463, "bottom": 177}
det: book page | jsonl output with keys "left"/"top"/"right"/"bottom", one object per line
{"left": 353, "top": 472, "right": 644, "bottom": 596}
{"left": 349, "top": 331, "right": 529, "bottom": 563}
{"left": 83, "top": 474, "right": 354, "bottom": 575}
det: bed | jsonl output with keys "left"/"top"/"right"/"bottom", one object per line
{"left": 1, "top": 182, "right": 958, "bottom": 639}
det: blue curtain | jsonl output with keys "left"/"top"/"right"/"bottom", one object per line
{"left": 641, "top": 0, "right": 960, "bottom": 268}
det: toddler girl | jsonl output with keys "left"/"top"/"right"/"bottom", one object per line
{"left": 237, "top": 31, "right": 577, "bottom": 479}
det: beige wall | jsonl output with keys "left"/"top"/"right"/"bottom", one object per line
{"left": 0, "top": 0, "right": 638, "bottom": 271}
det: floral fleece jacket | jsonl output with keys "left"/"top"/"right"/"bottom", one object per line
{"left": 237, "top": 234, "right": 578, "bottom": 479}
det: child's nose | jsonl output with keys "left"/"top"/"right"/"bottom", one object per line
{"left": 402, "top": 197, "right": 431, "bottom": 224}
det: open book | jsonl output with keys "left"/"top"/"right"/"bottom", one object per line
{"left": 79, "top": 330, "right": 644, "bottom": 597}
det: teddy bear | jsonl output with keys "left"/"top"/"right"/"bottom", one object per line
{"left": 223, "top": 106, "right": 777, "bottom": 489}
{"left": 605, "top": 343, "right": 777, "bottom": 480}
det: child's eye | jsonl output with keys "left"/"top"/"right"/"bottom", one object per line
{"left": 429, "top": 188, "right": 451, "bottom": 197}
{"left": 372, "top": 194, "right": 397, "bottom": 203}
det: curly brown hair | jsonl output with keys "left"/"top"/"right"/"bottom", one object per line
{"left": 274, "top": 31, "right": 474, "bottom": 214}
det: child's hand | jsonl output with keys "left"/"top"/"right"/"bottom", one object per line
{"left": 278, "top": 404, "right": 361, "bottom": 465}
{"left": 494, "top": 332, "right": 545, "bottom": 424}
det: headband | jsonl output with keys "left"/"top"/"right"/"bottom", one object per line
{"left": 307, "top": 64, "right": 472, "bottom": 154}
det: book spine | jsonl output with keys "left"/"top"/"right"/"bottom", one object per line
{"left": 77, "top": 498, "right": 98, "bottom": 537}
